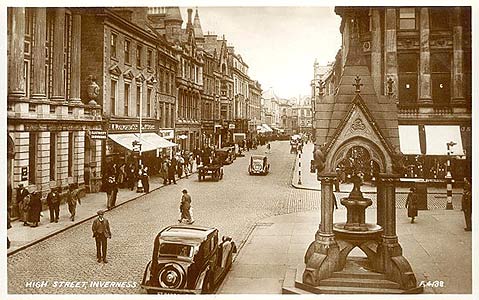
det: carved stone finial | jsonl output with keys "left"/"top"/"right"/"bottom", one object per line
{"left": 87, "top": 75, "right": 100, "bottom": 106}
{"left": 318, "top": 80, "right": 325, "bottom": 96}
{"left": 352, "top": 75, "right": 363, "bottom": 94}
{"left": 387, "top": 77, "right": 394, "bottom": 96}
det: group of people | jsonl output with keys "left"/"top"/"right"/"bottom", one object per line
{"left": 159, "top": 151, "right": 194, "bottom": 185}
{"left": 14, "top": 183, "right": 82, "bottom": 228}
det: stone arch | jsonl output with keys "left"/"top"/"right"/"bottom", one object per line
{"left": 326, "top": 136, "right": 392, "bottom": 174}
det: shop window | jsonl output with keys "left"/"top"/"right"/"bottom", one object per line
{"left": 431, "top": 53, "right": 451, "bottom": 105}
{"left": 398, "top": 53, "right": 418, "bottom": 104}
{"left": 398, "top": 8, "right": 416, "bottom": 30}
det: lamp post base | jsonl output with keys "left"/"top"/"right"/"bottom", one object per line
{"left": 446, "top": 202, "right": 454, "bottom": 210}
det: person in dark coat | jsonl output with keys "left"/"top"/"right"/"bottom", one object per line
{"left": 16, "top": 184, "right": 29, "bottom": 225}
{"left": 104, "top": 176, "right": 114, "bottom": 209}
{"left": 46, "top": 187, "right": 61, "bottom": 223}
{"left": 179, "top": 189, "right": 193, "bottom": 224}
{"left": 462, "top": 178, "right": 472, "bottom": 231}
{"left": 141, "top": 166, "right": 150, "bottom": 193}
{"left": 405, "top": 187, "right": 418, "bottom": 223}
{"left": 110, "top": 177, "right": 119, "bottom": 207}
{"left": 168, "top": 157, "right": 177, "bottom": 184}
{"left": 28, "top": 191, "right": 42, "bottom": 227}
{"left": 92, "top": 210, "right": 112, "bottom": 263}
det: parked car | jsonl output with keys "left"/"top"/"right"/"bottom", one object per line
{"left": 248, "top": 155, "right": 270, "bottom": 175}
{"left": 141, "top": 225, "right": 237, "bottom": 294}
{"left": 198, "top": 164, "right": 224, "bottom": 181}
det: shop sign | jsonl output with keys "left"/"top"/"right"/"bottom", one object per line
{"left": 109, "top": 123, "right": 156, "bottom": 131}
{"left": 159, "top": 129, "right": 174, "bottom": 139}
{"left": 89, "top": 131, "right": 107, "bottom": 140}
{"left": 228, "top": 124, "right": 235, "bottom": 129}
{"left": 21, "top": 167, "right": 28, "bottom": 181}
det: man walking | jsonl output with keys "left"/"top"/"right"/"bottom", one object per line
{"left": 179, "top": 189, "right": 193, "bottom": 224}
{"left": 462, "top": 178, "right": 472, "bottom": 231}
{"left": 46, "top": 187, "right": 60, "bottom": 223}
{"left": 92, "top": 210, "right": 111, "bottom": 263}
{"left": 67, "top": 185, "right": 81, "bottom": 221}
{"left": 405, "top": 186, "right": 418, "bottom": 223}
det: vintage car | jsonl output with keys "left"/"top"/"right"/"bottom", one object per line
{"left": 198, "top": 164, "right": 224, "bottom": 181}
{"left": 248, "top": 155, "right": 270, "bottom": 175}
{"left": 141, "top": 225, "right": 237, "bottom": 294}
{"left": 214, "top": 147, "right": 235, "bottom": 165}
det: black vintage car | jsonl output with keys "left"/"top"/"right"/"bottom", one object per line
{"left": 141, "top": 225, "right": 237, "bottom": 294}
{"left": 248, "top": 155, "right": 270, "bottom": 175}
{"left": 214, "top": 147, "right": 235, "bottom": 165}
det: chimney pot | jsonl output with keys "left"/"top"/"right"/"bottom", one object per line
{"left": 187, "top": 8, "right": 193, "bottom": 23}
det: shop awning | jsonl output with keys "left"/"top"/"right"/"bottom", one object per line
{"left": 398, "top": 125, "right": 422, "bottom": 155}
{"left": 424, "top": 125, "right": 464, "bottom": 155}
{"left": 137, "top": 132, "right": 177, "bottom": 149}
{"left": 262, "top": 124, "right": 273, "bottom": 132}
{"left": 109, "top": 133, "right": 176, "bottom": 152}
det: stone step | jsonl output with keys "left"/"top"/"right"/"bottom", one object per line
{"left": 313, "top": 285, "right": 405, "bottom": 294}
{"left": 320, "top": 277, "right": 401, "bottom": 289}
{"left": 331, "top": 270, "right": 386, "bottom": 280}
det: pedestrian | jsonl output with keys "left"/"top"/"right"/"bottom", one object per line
{"left": 179, "top": 189, "right": 194, "bottom": 224}
{"left": 20, "top": 191, "right": 31, "bottom": 226}
{"left": 266, "top": 142, "right": 271, "bottom": 154}
{"left": 28, "top": 191, "right": 42, "bottom": 227}
{"left": 141, "top": 166, "right": 150, "bottom": 193}
{"left": 183, "top": 152, "right": 191, "bottom": 178}
{"left": 462, "top": 177, "right": 472, "bottom": 231}
{"left": 110, "top": 177, "right": 119, "bottom": 207}
{"left": 162, "top": 159, "right": 169, "bottom": 185}
{"left": 16, "top": 184, "right": 29, "bottom": 225}
{"left": 67, "top": 185, "right": 81, "bottom": 221}
{"left": 46, "top": 187, "right": 61, "bottom": 223}
{"left": 168, "top": 157, "right": 177, "bottom": 184}
{"left": 92, "top": 210, "right": 111, "bottom": 263}
{"left": 104, "top": 176, "right": 114, "bottom": 209}
{"left": 405, "top": 186, "right": 418, "bottom": 223}
{"left": 177, "top": 155, "right": 184, "bottom": 178}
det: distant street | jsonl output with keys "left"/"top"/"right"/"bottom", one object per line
{"left": 8, "top": 141, "right": 304, "bottom": 294}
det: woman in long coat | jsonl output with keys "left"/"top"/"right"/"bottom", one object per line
{"left": 28, "top": 191, "right": 42, "bottom": 227}
{"left": 405, "top": 187, "right": 418, "bottom": 223}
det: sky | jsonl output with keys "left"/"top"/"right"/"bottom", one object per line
{"left": 180, "top": 7, "right": 342, "bottom": 99}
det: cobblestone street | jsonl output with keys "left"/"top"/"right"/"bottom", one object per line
{"left": 7, "top": 141, "right": 298, "bottom": 294}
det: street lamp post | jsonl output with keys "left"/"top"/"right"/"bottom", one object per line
{"left": 445, "top": 141, "right": 456, "bottom": 210}
{"left": 136, "top": 85, "right": 144, "bottom": 193}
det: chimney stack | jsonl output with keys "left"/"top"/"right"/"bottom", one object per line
{"left": 187, "top": 8, "right": 193, "bottom": 25}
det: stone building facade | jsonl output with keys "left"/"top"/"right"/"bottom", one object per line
{"left": 315, "top": 6, "right": 472, "bottom": 180}
{"left": 7, "top": 7, "right": 103, "bottom": 216}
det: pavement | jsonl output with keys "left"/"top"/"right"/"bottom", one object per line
{"left": 218, "top": 141, "right": 473, "bottom": 294}
{"left": 7, "top": 164, "right": 198, "bottom": 255}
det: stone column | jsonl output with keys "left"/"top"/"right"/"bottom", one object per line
{"left": 419, "top": 8, "right": 432, "bottom": 104}
{"left": 74, "top": 131, "right": 85, "bottom": 185}
{"left": 14, "top": 132, "right": 30, "bottom": 186}
{"left": 69, "top": 13, "right": 82, "bottom": 103}
{"left": 51, "top": 8, "right": 65, "bottom": 101}
{"left": 57, "top": 131, "right": 69, "bottom": 187}
{"left": 31, "top": 8, "right": 47, "bottom": 101}
{"left": 302, "top": 175, "right": 340, "bottom": 286}
{"left": 452, "top": 7, "right": 465, "bottom": 105}
{"left": 376, "top": 175, "right": 385, "bottom": 227}
{"left": 8, "top": 7, "right": 26, "bottom": 101}
{"left": 37, "top": 132, "right": 51, "bottom": 194}
{"left": 370, "top": 8, "right": 382, "bottom": 95}
{"left": 384, "top": 8, "right": 398, "bottom": 97}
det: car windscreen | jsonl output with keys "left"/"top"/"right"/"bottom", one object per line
{"left": 159, "top": 243, "right": 194, "bottom": 258}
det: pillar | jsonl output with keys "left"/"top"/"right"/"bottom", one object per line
{"left": 57, "top": 131, "right": 69, "bottom": 187}
{"left": 162, "top": 101, "right": 167, "bottom": 128}
{"left": 418, "top": 8, "right": 432, "bottom": 104}
{"left": 37, "top": 132, "right": 51, "bottom": 193}
{"left": 8, "top": 7, "right": 26, "bottom": 101}
{"left": 74, "top": 131, "right": 85, "bottom": 185}
{"left": 384, "top": 8, "right": 398, "bottom": 97}
{"left": 451, "top": 7, "right": 465, "bottom": 105}
{"left": 31, "top": 8, "right": 47, "bottom": 101}
{"left": 70, "top": 13, "right": 82, "bottom": 103}
{"left": 376, "top": 176, "right": 385, "bottom": 227}
{"left": 370, "top": 8, "right": 382, "bottom": 95}
{"left": 302, "top": 175, "right": 340, "bottom": 286}
{"left": 52, "top": 8, "right": 65, "bottom": 101}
